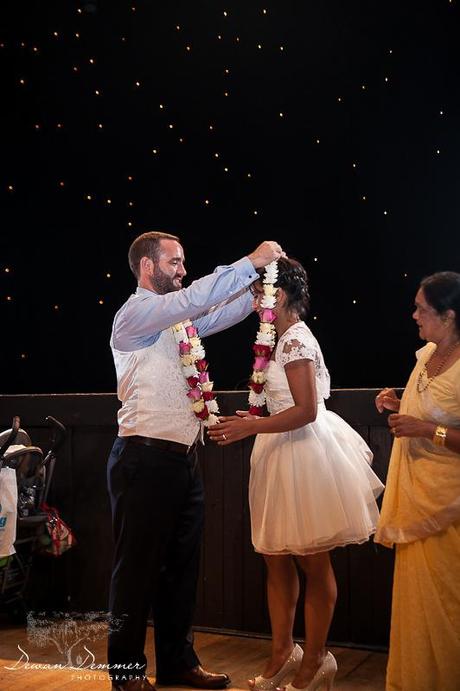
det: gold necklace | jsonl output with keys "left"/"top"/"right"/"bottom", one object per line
{"left": 417, "top": 340, "right": 460, "bottom": 393}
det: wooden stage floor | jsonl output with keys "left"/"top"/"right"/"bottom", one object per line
{"left": 0, "top": 626, "right": 388, "bottom": 690}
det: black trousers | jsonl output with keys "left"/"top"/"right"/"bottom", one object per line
{"left": 107, "top": 437, "right": 204, "bottom": 683}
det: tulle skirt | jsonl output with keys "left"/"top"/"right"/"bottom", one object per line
{"left": 249, "top": 406, "right": 384, "bottom": 555}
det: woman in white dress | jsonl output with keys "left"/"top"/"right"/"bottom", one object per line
{"left": 208, "top": 257, "right": 384, "bottom": 691}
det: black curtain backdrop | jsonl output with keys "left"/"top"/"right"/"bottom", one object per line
{"left": 1, "top": 0, "right": 459, "bottom": 393}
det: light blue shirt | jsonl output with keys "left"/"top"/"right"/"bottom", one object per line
{"left": 111, "top": 256, "right": 258, "bottom": 352}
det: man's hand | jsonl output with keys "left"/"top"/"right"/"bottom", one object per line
{"left": 247, "top": 241, "right": 284, "bottom": 269}
{"left": 375, "top": 388, "right": 401, "bottom": 413}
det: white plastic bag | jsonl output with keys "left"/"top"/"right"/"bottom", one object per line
{"left": 0, "top": 468, "right": 18, "bottom": 557}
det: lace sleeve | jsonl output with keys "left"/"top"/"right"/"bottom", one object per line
{"left": 278, "top": 337, "right": 317, "bottom": 369}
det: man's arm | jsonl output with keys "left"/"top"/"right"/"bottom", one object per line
{"left": 113, "top": 258, "right": 257, "bottom": 351}
{"left": 193, "top": 287, "right": 253, "bottom": 337}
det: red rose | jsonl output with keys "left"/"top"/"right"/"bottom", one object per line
{"left": 187, "top": 376, "right": 199, "bottom": 388}
{"left": 196, "top": 359, "right": 208, "bottom": 372}
{"left": 249, "top": 381, "right": 264, "bottom": 394}
{"left": 195, "top": 404, "right": 209, "bottom": 420}
{"left": 202, "top": 391, "right": 215, "bottom": 401}
{"left": 249, "top": 405, "right": 263, "bottom": 416}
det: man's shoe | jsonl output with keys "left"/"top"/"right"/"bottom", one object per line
{"left": 157, "top": 665, "right": 230, "bottom": 689}
{"left": 112, "top": 677, "right": 157, "bottom": 690}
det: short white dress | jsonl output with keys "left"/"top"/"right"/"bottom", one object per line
{"left": 249, "top": 321, "right": 384, "bottom": 555}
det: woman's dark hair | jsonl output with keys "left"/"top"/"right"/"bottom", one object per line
{"left": 420, "top": 271, "right": 460, "bottom": 333}
{"left": 275, "top": 256, "right": 310, "bottom": 319}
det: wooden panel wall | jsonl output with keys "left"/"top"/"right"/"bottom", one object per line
{"left": 0, "top": 390, "right": 396, "bottom": 647}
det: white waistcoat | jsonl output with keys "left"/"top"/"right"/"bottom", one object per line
{"left": 111, "top": 328, "right": 200, "bottom": 445}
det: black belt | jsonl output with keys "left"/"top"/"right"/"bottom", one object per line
{"left": 126, "top": 435, "right": 198, "bottom": 456}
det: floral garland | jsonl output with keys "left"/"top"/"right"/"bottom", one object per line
{"left": 248, "top": 261, "right": 278, "bottom": 415}
{"left": 172, "top": 320, "right": 220, "bottom": 427}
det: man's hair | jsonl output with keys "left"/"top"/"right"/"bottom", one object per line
{"left": 128, "top": 231, "right": 181, "bottom": 279}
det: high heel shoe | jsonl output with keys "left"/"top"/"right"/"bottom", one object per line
{"left": 249, "top": 643, "right": 303, "bottom": 690}
{"left": 281, "top": 651, "right": 337, "bottom": 691}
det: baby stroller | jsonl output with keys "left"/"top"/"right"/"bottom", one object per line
{"left": 0, "top": 415, "right": 66, "bottom": 621}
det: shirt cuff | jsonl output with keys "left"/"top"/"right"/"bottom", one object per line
{"left": 232, "top": 256, "right": 259, "bottom": 283}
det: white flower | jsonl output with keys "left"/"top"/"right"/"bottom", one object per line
{"left": 203, "top": 413, "right": 220, "bottom": 427}
{"left": 207, "top": 399, "right": 220, "bottom": 413}
{"left": 182, "top": 364, "right": 199, "bottom": 378}
{"left": 249, "top": 390, "right": 266, "bottom": 406}
{"left": 263, "top": 261, "right": 278, "bottom": 284}
{"left": 172, "top": 325, "right": 188, "bottom": 343}
{"left": 261, "top": 295, "right": 276, "bottom": 309}
{"left": 191, "top": 345, "right": 206, "bottom": 360}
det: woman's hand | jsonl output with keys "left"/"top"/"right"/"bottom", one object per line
{"left": 207, "top": 412, "right": 258, "bottom": 446}
{"left": 388, "top": 414, "right": 435, "bottom": 439}
{"left": 375, "top": 388, "right": 401, "bottom": 413}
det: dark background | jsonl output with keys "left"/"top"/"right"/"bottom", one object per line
{"left": 1, "top": 0, "right": 459, "bottom": 394}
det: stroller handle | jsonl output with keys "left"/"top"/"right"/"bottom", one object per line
{"left": 45, "top": 416, "right": 66, "bottom": 453}
{"left": 0, "top": 415, "right": 21, "bottom": 458}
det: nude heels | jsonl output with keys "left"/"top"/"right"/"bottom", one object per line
{"left": 249, "top": 643, "right": 303, "bottom": 690}
{"left": 281, "top": 651, "right": 337, "bottom": 691}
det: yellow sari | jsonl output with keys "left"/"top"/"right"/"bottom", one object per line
{"left": 375, "top": 343, "right": 460, "bottom": 691}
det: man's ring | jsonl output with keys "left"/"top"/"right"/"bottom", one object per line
{"left": 222, "top": 434, "right": 227, "bottom": 440}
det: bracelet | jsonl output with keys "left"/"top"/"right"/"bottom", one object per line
{"left": 433, "top": 425, "right": 448, "bottom": 447}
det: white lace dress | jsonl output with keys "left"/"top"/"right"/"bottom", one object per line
{"left": 249, "top": 321, "right": 384, "bottom": 555}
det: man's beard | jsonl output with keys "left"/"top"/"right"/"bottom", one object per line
{"left": 150, "top": 266, "right": 182, "bottom": 294}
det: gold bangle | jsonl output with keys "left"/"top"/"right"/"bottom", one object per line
{"left": 433, "top": 425, "right": 448, "bottom": 447}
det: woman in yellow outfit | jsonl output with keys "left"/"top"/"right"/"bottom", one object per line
{"left": 375, "top": 271, "right": 460, "bottom": 691}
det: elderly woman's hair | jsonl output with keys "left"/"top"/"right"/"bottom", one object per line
{"left": 420, "top": 271, "right": 460, "bottom": 333}
{"left": 274, "top": 256, "right": 311, "bottom": 319}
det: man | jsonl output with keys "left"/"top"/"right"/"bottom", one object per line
{"left": 108, "top": 231, "right": 283, "bottom": 691}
